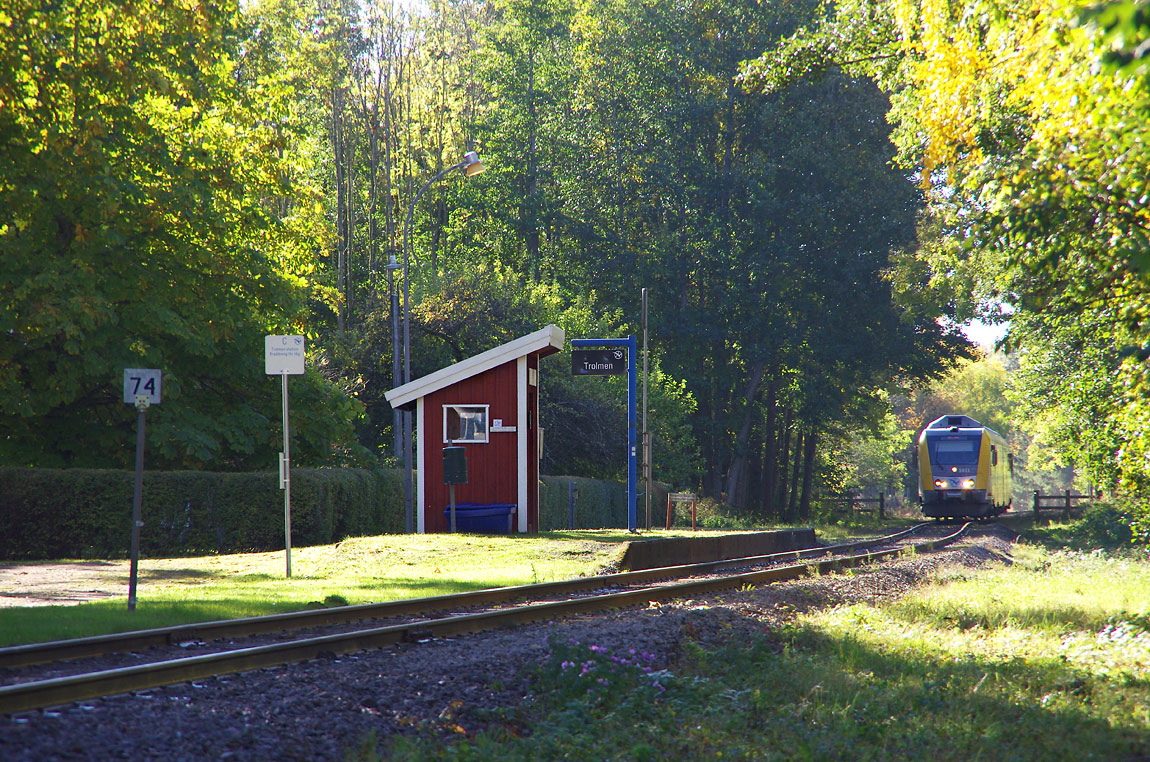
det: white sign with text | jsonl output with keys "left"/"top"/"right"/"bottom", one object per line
{"left": 265, "top": 335, "right": 305, "bottom": 375}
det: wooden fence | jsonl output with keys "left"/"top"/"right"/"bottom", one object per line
{"left": 824, "top": 494, "right": 886, "bottom": 519}
{"left": 1032, "top": 490, "right": 1093, "bottom": 517}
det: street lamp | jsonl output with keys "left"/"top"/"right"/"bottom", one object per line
{"left": 400, "top": 150, "right": 485, "bottom": 533}
{"left": 384, "top": 252, "right": 404, "bottom": 530}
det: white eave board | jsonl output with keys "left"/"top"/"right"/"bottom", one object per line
{"left": 385, "top": 324, "right": 564, "bottom": 410}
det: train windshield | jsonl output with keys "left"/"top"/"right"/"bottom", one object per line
{"left": 930, "top": 436, "right": 981, "bottom": 466}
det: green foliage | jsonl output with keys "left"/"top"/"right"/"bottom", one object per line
{"left": 0, "top": 0, "right": 361, "bottom": 470}
{"left": 0, "top": 467, "right": 402, "bottom": 559}
{"left": 743, "top": 0, "right": 1150, "bottom": 501}
{"left": 1070, "top": 503, "right": 1138, "bottom": 548}
{"left": 0, "top": 0, "right": 977, "bottom": 512}
{"left": 1022, "top": 499, "right": 1150, "bottom": 550}
{"left": 838, "top": 406, "right": 912, "bottom": 498}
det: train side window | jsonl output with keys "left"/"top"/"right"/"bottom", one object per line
{"left": 991, "top": 446, "right": 998, "bottom": 466}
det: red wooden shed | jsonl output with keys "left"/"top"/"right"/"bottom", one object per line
{"left": 384, "top": 325, "right": 565, "bottom": 533}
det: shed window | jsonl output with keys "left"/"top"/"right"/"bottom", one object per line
{"left": 443, "top": 405, "right": 489, "bottom": 443}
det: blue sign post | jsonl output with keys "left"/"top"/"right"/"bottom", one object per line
{"left": 571, "top": 336, "right": 638, "bottom": 532}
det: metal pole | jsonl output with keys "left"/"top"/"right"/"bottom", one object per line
{"left": 390, "top": 266, "right": 408, "bottom": 534}
{"left": 449, "top": 483, "right": 457, "bottom": 533}
{"left": 627, "top": 334, "right": 637, "bottom": 533}
{"left": 641, "top": 288, "right": 649, "bottom": 530}
{"left": 571, "top": 336, "right": 638, "bottom": 533}
{"left": 127, "top": 402, "right": 147, "bottom": 611}
{"left": 282, "top": 370, "right": 292, "bottom": 578}
{"left": 402, "top": 160, "right": 467, "bottom": 536}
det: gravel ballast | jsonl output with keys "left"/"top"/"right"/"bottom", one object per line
{"left": 0, "top": 526, "right": 1017, "bottom": 761}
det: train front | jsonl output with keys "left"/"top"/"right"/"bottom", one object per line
{"left": 918, "top": 415, "right": 990, "bottom": 518}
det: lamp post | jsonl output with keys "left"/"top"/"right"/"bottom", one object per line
{"left": 400, "top": 150, "right": 484, "bottom": 534}
{"left": 384, "top": 252, "right": 404, "bottom": 531}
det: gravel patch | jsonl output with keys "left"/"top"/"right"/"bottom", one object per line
{"left": 0, "top": 525, "right": 1017, "bottom": 761}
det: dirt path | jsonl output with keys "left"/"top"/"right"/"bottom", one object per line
{"left": 0, "top": 561, "right": 130, "bottom": 607}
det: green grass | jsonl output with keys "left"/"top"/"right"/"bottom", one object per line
{"left": 374, "top": 535, "right": 1150, "bottom": 762}
{"left": 0, "top": 528, "right": 745, "bottom": 646}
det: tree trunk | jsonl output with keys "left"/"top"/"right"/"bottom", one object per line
{"left": 331, "top": 87, "right": 347, "bottom": 339}
{"left": 722, "top": 359, "right": 766, "bottom": 510}
{"left": 778, "top": 408, "right": 794, "bottom": 511}
{"left": 786, "top": 424, "right": 801, "bottom": 520}
{"left": 345, "top": 124, "right": 355, "bottom": 326}
{"left": 761, "top": 375, "right": 778, "bottom": 515}
{"left": 798, "top": 429, "right": 818, "bottom": 521}
{"left": 525, "top": 49, "right": 539, "bottom": 282}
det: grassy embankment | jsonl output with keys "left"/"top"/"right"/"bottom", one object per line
{"left": 371, "top": 514, "right": 1150, "bottom": 762}
{"left": 0, "top": 526, "right": 795, "bottom": 646}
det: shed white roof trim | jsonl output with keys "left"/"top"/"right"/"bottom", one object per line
{"left": 385, "top": 324, "right": 565, "bottom": 409}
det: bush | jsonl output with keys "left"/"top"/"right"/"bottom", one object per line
{"left": 1127, "top": 498, "right": 1150, "bottom": 547}
{"left": 1021, "top": 498, "right": 1150, "bottom": 552}
{"left": 0, "top": 467, "right": 403, "bottom": 560}
{"left": 1076, "top": 502, "right": 1136, "bottom": 548}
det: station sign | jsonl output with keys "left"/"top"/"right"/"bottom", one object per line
{"left": 265, "top": 335, "right": 305, "bottom": 375}
{"left": 572, "top": 348, "right": 627, "bottom": 376}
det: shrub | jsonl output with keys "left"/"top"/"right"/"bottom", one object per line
{"left": 1076, "top": 502, "right": 1136, "bottom": 548}
{"left": 0, "top": 467, "right": 403, "bottom": 559}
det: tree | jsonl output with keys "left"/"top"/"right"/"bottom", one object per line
{"left": 0, "top": 0, "right": 363, "bottom": 468}
{"left": 741, "top": 0, "right": 1150, "bottom": 496}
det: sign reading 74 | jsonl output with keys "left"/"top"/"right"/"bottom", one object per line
{"left": 123, "top": 369, "right": 162, "bottom": 405}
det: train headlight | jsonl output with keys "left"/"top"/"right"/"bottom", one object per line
{"left": 934, "top": 480, "right": 947, "bottom": 489}
{"left": 962, "top": 479, "right": 975, "bottom": 489}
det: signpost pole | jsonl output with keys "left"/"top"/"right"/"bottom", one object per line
{"left": 627, "top": 334, "right": 637, "bottom": 533}
{"left": 641, "top": 288, "right": 650, "bottom": 530}
{"left": 265, "top": 335, "right": 303, "bottom": 579}
{"left": 571, "top": 337, "right": 637, "bottom": 533}
{"left": 122, "top": 368, "right": 161, "bottom": 611}
{"left": 282, "top": 369, "right": 292, "bottom": 579}
{"left": 127, "top": 398, "right": 147, "bottom": 611}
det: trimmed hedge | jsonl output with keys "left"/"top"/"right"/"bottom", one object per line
{"left": 539, "top": 476, "right": 669, "bottom": 531}
{"left": 0, "top": 467, "right": 403, "bottom": 560}
{"left": 0, "top": 468, "right": 664, "bottom": 559}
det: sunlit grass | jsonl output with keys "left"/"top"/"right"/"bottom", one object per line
{"left": 825, "top": 544, "right": 1150, "bottom": 670}
{"left": 0, "top": 528, "right": 741, "bottom": 646}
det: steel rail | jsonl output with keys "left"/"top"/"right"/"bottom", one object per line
{"left": 0, "top": 523, "right": 969, "bottom": 715}
{"left": 0, "top": 524, "right": 929, "bottom": 669}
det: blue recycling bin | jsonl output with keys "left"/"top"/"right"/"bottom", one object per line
{"left": 443, "top": 503, "right": 516, "bottom": 533}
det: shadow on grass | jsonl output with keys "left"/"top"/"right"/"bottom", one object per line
{"left": 536, "top": 531, "right": 638, "bottom": 544}
{"left": 139, "top": 568, "right": 218, "bottom": 582}
{"left": 676, "top": 625, "right": 1150, "bottom": 761}
{"left": 374, "top": 614, "right": 1150, "bottom": 762}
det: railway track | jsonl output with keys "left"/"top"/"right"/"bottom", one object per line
{"left": 0, "top": 522, "right": 970, "bottom": 715}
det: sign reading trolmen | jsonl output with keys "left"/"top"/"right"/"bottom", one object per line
{"left": 571, "top": 348, "right": 627, "bottom": 376}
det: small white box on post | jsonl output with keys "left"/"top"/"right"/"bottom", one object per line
{"left": 265, "top": 335, "right": 305, "bottom": 578}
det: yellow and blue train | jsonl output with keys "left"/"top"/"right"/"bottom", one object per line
{"left": 917, "top": 415, "right": 1013, "bottom": 520}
